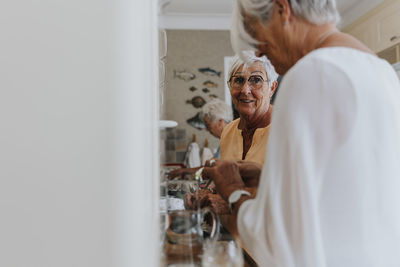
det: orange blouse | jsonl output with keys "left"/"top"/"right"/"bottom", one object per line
{"left": 220, "top": 118, "right": 270, "bottom": 165}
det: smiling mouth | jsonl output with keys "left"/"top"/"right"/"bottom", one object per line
{"left": 239, "top": 99, "right": 255, "bottom": 103}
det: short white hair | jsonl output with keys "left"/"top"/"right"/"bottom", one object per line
{"left": 231, "top": 0, "right": 340, "bottom": 55}
{"left": 228, "top": 51, "right": 278, "bottom": 89}
{"left": 200, "top": 99, "right": 233, "bottom": 123}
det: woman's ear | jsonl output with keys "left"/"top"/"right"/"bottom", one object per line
{"left": 274, "top": 0, "right": 292, "bottom": 25}
{"left": 218, "top": 119, "right": 225, "bottom": 128}
{"left": 270, "top": 80, "right": 278, "bottom": 98}
{"left": 274, "top": 0, "right": 284, "bottom": 14}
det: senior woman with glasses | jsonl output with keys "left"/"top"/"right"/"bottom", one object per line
{"left": 195, "top": 53, "right": 277, "bottom": 215}
{"left": 220, "top": 51, "right": 278, "bottom": 168}
{"left": 203, "top": 0, "right": 400, "bottom": 266}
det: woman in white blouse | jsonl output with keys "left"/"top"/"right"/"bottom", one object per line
{"left": 203, "top": 0, "right": 400, "bottom": 266}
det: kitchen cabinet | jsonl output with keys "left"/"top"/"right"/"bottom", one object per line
{"left": 377, "top": 43, "right": 400, "bottom": 64}
{"left": 344, "top": 0, "right": 400, "bottom": 55}
{"left": 375, "top": 0, "right": 400, "bottom": 52}
{"left": 346, "top": 19, "right": 378, "bottom": 52}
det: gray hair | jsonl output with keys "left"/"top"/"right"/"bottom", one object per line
{"left": 200, "top": 99, "right": 233, "bottom": 123}
{"left": 228, "top": 51, "right": 278, "bottom": 89}
{"left": 231, "top": 0, "right": 340, "bottom": 54}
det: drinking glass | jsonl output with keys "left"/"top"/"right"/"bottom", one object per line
{"left": 202, "top": 239, "right": 243, "bottom": 267}
{"left": 161, "top": 180, "right": 220, "bottom": 267}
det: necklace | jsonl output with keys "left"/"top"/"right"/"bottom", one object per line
{"left": 315, "top": 29, "right": 338, "bottom": 49}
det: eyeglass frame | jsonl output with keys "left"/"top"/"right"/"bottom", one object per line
{"left": 227, "top": 74, "right": 269, "bottom": 90}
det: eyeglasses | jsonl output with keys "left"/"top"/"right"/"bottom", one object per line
{"left": 228, "top": 75, "right": 268, "bottom": 90}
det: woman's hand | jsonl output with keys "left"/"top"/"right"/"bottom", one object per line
{"left": 236, "top": 160, "right": 262, "bottom": 187}
{"left": 199, "top": 191, "right": 230, "bottom": 215}
{"left": 204, "top": 158, "right": 217, "bottom": 167}
{"left": 167, "top": 168, "right": 185, "bottom": 179}
{"left": 167, "top": 167, "right": 199, "bottom": 180}
{"left": 185, "top": 188, "right": 230, "bottom": 215}
{"left": 184, "top": 192, "right": 197, "bottom": 210}
{"left": 202, "top": 160, "right": 246, "bottom": 201}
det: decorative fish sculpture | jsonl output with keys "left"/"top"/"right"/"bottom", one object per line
{"left": 203, "top": 80, "right": 218, "bottom": 88}
{"left": 198, "top": 67, "right": 221, "bottom": 77}
{"left": 174, "top": 70, "right": 196, "bottom": 81}
{"left": 189, "top": 86, "right": 197, "bottom": 92}
{"left": 202, "top": 88, "right": 210, "bottom": 93}
{"left": 209, "top": 94, "right": 218, "bottom": 99}
{"left": 187, "top": 112, "right": 206, "bottom": 130}
{"left": 186, "top": 96, "right": 206, "bottom": 108}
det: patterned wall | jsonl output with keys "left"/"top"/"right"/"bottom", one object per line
{"left": 163, "top": 30, "right": 234, "bottom": 162}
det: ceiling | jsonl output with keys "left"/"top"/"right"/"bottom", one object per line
{"left": 163, "top": 0, "right": 234, "bottom": 15}
{"left": 160, "top": 0, "right": 384, "bottom": 29}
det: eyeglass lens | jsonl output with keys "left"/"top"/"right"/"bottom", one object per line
{"left": 230, "top": 75, "right": 266, "bottom": 90}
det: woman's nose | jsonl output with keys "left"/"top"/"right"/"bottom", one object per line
{"left": 240, "top": 82, "right": 251, "bottom": 95}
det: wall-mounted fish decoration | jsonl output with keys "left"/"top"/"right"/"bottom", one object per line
{"left": 187, "top": 112, "right": 206, "bottom": 130}
{"left": 202, "top": 88, "right": 210, "bottom": 93}
{"left": 198, "top": 67, "right": 221, "bottom": 77}
{"left": 186, "top": 96, "right": 206, "bottom": 108}
{"left": 189, "top": 86, "right": 197, "bottom": 92}
{"left": 174, "top": 70, "right": 196, "bottom": 81}
{"left": 209, "top": 94, "right": 218, "bottom": 99}
{"left": 203, "top": 80, "right": 218, "bottom": 88}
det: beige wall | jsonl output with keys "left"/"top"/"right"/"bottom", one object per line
{"left": 164, "top": 30, "right": 234, "bottom": 155}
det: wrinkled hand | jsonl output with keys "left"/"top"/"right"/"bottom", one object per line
{"left": 202, "top": 160, "right": 245, "bottom": 201}
{"left": 167, "top": 167, "right": 198, "bottom": 180}
{"left": 184, "top": 192, "right": 198, "bottom": 210}
{"left": 167, "top": 168, "right": 185, "bottom": 179}
{"left": 200, "top": 180, "right": 216, "bottom": 192}
{"left": 204, "top": 158, "right": 217, "bottom": 167}
{"left": 236, "top": 160, "right": 262, "bottom": 187}
{"left": 184, "top": 188, "right": 228, "bottom": 214}
{"left": 199, "top": 191, "right": 230, "bottom": 215}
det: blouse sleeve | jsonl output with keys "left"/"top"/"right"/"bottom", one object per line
{"left": 237, "top": 57, "right": 357, "bottom": 266}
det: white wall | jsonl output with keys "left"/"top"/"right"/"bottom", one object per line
{"left": 159, "top": 14, "right": 231, "bottom": 30}
{"left": 0, "top": 0, "right": 159, "bottom": 266}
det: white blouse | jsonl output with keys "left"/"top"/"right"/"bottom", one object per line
{"left": 238, "top": 47, "right": 400, "bottom": 267}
